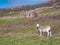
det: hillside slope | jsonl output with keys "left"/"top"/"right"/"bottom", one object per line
{"left": 0, "top": 0, "right": 60, "bottom": 14}
{"left": 0, "top": 2, "right": 60, "bottom": 45}
{"left": 0, "top": 7, "right": 60, "bottom": 37}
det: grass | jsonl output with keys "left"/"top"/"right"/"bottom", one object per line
{"left": 0, "top": 19, "right": 59, "bottom": 36}
{"left": 0, "top": 7, "right": 60, "bottom": 45}
{"left": 0, "top": 18, "right": 30, "bottom": 25}
{"left": 0, "top": 13, "right": 20, "bottom": 17}
{"left": 39, "top": 20, "right": 60, "bottom": 26}
{"left": 39, "top": 8, "right": 53, "bottom": 13}
{"left": 38, "top": 7, "right": 60, "bottom": 16}
{"left": 0, "top": 36, "right": 60, "bottom": 45}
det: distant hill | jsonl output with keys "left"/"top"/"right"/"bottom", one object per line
{"left": 0, "top": 0, "right": 60, "bottom": 14}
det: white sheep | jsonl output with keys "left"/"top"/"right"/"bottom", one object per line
{"left": 36, "top": 24, "right": 52, "bottom": 36}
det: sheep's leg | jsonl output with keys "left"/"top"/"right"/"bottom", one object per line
{"left": 40, "top": 31, "right": 42, "bottom": 36}
{"left": 38, "top": 31, "right": 40, "bottom": 35}
{"left": 50, "top": 31, "right": 52, "bottom": 36}
{"left": 47, "top": 32, "right": 49, "bottom": 36}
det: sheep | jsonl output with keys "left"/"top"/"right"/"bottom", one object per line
{"left": 36, "top": 24, "right": 52, "bottom": 36}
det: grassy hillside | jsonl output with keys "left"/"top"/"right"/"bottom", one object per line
{"left": 0, "top": 7, "right": 60, "bottom": 45}
{"left": 0, "top": 36, "right": 60, "bottom": 45}
{"left": 0, "top": 13, "right": 20, "bottom": 17}
{"left": 0, "top": 18, "right": 30, "bottom": 25}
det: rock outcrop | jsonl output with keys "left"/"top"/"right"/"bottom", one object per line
{"left": 20, "top": 10, "right": 39, "bottom": 18}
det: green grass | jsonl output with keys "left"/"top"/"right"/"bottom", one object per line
{"left": 0, "top": 18, "right": 30, "bottom": 25}
{"left": 0, "top": 13, "right": 20, "bottom": 17}
{"left": 40, "top": 7, "right": 60, "bottom": 13}
{"left": 38, "top": 7, "right": 60, "bottom": 16}
{"left": 0, "top": 19, "right": 59, "bottom": 35}
{"left": 0, "top": 36, "right": 60, "bottom": 45}
{"left": 0, "top": 7, "right": 60, "bottom": 45}
{"left": 39, "top": 8, "right": 53, "bottom": 13}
